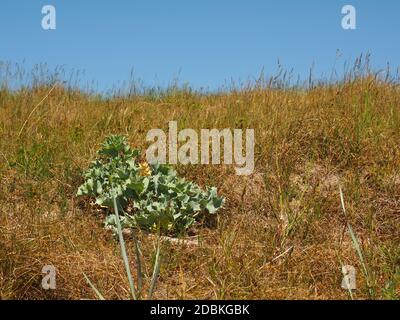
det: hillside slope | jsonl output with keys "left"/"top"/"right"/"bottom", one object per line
{"left": 0, "top": 77, "right": 399, "bottom": 299}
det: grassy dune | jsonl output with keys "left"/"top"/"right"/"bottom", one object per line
{"left": 0, "top": 70, "right": 399, "bottom": 299}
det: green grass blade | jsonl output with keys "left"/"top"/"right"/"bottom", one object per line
{"left": 83, "top": 273, "right": 105, "bottom": 300}
{"left": 347, "top": 224, "right": 369, "bottom": 281}
{"left": 148, "top": 236, "right": 161, "bottom": 300}
{"left": 133, "top": 231, "right": 143, "bottom": 299}
{"left": 339, "top": 187, "right": 374, "bottom": 297}
{"left": 113, "top": 197, "right": 137, "bottom": 300}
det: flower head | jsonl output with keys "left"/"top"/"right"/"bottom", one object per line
{"left": 139, "top": 161, "right": 152, "bottom": 177}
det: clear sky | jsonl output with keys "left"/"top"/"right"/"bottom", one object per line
{"left": 0, "top": 0, "right": 399, "bottom": 92}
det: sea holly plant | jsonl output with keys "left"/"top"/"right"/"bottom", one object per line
{"left": 77, "top": 135, "right": 225, "bottom": 235}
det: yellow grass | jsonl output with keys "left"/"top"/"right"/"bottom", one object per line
{"left": 0, "top": 64, "right": 399, "bottom": 299}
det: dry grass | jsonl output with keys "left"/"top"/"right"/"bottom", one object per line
{"left": 0, "top": 65, "right": 399, "bottom": 300}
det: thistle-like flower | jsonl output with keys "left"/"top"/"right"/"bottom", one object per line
{"left": 139, "top": 161, "right": 152, "bottom": 177}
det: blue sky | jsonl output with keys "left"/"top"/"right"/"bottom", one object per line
{"left": 0, "top": 0, "right": 399, "bottom": 92}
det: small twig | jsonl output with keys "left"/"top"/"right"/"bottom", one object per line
{"left": 268, "top": 246, "right": 294, "bottom": 264}
{"left": 121, "top": 228, "right": 200, "bottom": 247}
{"left": 0, "top": 151, "right": 10, "bottom": 168}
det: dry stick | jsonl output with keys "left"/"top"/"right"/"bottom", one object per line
{"left": 17, "top": 83, "right": 58, "bottom": 138}
{"left": 269, "top": 246, "right": 294, "bottom": 264}
{"left": 0, "top": 151, "right": 10, "bottom": 168}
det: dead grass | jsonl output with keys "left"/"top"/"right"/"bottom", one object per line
{"left": 0, "top": 68, "right": 399, "bottom": 300}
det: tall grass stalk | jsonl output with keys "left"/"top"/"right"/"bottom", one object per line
{"left": 113, "top": 197, "right": 137, "bottom": 300}
{"left": 83, "top": 197, "right": 162, "bottom": 300}
{"left": 148, "top": 236, "right": 161, "bottom": 300}
{"left": 339, "top": 187, "right": 374, "bottom": 298}
{"left": 83, "top": 273, "right": 105, "bottom": 300}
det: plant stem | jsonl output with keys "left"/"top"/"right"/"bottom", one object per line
{"left": 113, "top": 197, "right": 137, "bottom": 300}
